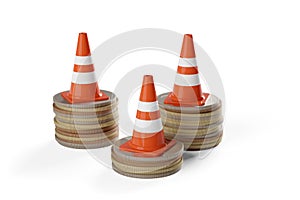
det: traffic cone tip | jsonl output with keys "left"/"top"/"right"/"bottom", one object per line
{"left": 139, "top": 75, "right": 157, "bottom": 102}
{"left": 76, "top": 32, "right": 91, "bottom": 56}
{"left": 180, "top": 34, "right": 196, "bottom": 58}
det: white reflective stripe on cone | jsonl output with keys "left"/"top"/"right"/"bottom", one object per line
{"left": 72, "top": 72, "right": 97, "bottom": 84}
{"left": 174, "top": 74, "right": 200, "bottom": 86}
{"left": 134, "top": 118, "right": 163, "bottom": 134}
{"left": 137, "top": 101, "right": 159, "bottom": 112}
{"left": 178, "top": 58, "right": 197, "bottom": 67}
{"left": 74, "top": 56, "right": 93, "bottom": 65}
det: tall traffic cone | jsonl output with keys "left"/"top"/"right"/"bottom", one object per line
{"left": 120, "top": 75, "right": 175, "bottom": 155}
{"left": 164, "top": 34, "right": 208, "bottom": 107}
{"left": 61, "top": 32, "right": 109, "bottom": 103}
{"left": 112, "top": 75, "right": 183, "bottom": 178}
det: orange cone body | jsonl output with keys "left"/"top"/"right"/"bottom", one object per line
{"left": 120, "top": 75, "right": 174, "bottom": 156}
{"left": 164, "top": 34, "right": 208, "bottom": 107}
{"left": 61, "top": 33, "right": 109, "bottom": 104}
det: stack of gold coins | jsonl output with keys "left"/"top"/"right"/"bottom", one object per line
{"left": 112, "top": 137, "right": 183, "bottom": 178}
{"left": 53, "top": 90, "right": 119, "bottom": 149}
{"left": 158, "top": 94, "right": 223, "bottom": 151}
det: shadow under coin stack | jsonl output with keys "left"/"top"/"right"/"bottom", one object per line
{"left": 158, "top": 34, "right": 223, "bottom": 151}
{"left": 53, "top": 33, "right": 119, "bottom": 149}
{"left": 112, "top": 75, "right": 183, "bottom": 178}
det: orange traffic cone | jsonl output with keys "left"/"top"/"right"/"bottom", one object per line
{"left": 61, "top": 32, "right": 109, "bottom": 103}
{"left": 164, "top": 34, "right": 208, "bottom": 107}
{"left": 120, "top": 75, "right": 175, "bottom": 156}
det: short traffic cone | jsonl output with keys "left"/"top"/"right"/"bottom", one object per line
{"left": 61, "top": 32, "right": 109, "bottom": 103}
{"left": 120, "top": 75, "right": 175, "bottom": 156}
{"left": 164, "top": 34, "right": 208, "bottom": 106}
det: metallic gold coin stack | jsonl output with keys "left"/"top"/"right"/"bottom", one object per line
{"left": 112, "top": 137, "right": 183, "bottom": 178}
{"left": 158, "top": 94, "right": 223, "bottom": 151}
{"left": 53, "top": 90, "right": 119, "bottom": 149}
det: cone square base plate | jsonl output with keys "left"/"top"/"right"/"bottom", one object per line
{"left": 53, "top": 90, "right": 117, "bottom": 109}
{"left": 119, "top": 139, "right": 176, "bottom": 157}
{"left": 158, "top": 93, "right": 222, "bottom": 113}
{"left": 61, "top": 91, "right": 109, "bottom": 104}
{"left": 164, "top": 92, "right": 210, "bottom": 107}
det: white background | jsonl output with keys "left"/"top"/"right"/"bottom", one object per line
{"left": 1, "top": 0, "right": 300, "bottom": 199}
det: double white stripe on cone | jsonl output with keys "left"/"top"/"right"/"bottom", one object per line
{"left": 72, "top": 55, "right": 97, "bottom": 84}
{"left": 134, "top": 101, "right": 163, "bottom": 134}
{"left": 175, "top": 57, "right": 200, "bottom": 86}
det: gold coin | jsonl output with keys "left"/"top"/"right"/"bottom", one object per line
{"left": 53, "top": 103, "right": 117, "bottom": 117}
{"left": 163, "top": 124, "right": 222, "bottom": 136}
{"left": 53, "top": 90, "right": 117, "bottom": 109}
{"left": 55, "top": 124, "right": 118, "bottom": 135}
{"left": 54, "top": 118, "right": 117, "bottom": 130}
{"left": 160, "top": 106, "right": 222, "bottom": 119}
{"left": 158, "top": 93, "right": 222, "bottom": 114}
{"left": 55, "top": 136, "right": 117, "bottom": 149}
{"left": 54, "top": 114, "right": 119, "bottom": 125}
